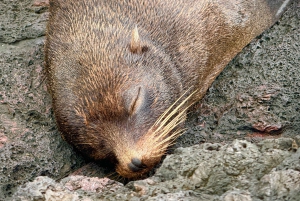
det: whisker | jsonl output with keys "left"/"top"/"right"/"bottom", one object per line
{"left": 152, "top": 90, "right": 195, "bottom": 137}
{"left": 154, "top": 106, "right": 189, "bottom": 139}
{"left": 153, "top": 87, "right": 194, "bottom": 127}
{"left": 145, "top": 90, "right": 198, "bottom": 156}
{"left": 77, "top": 142, "right": 94, "bottom": 145}
{"left": 107, "top": 172, "right": 123, "bottom": 182}
{"left": 105, "top": 172, "right": 116, "bottom": 178}
{"left": 153, "top": 92, "right": 188, "bottom": 125}
{"left": 153, "top": 129, "right": 186, "bottom": 149}
{"left": 156, "top": 123, "right": 183, "bottom": 143}
{"left": 140, "top": 89, "right": 198, "bottom": 161}
{"left": 157, "top": 96, "right": 190, "bottom": 127}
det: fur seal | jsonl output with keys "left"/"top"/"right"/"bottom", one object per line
{"left": 45, "top": 0, "right": 292, "bottom": 178}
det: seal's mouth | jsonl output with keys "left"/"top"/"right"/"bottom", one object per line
{"left": 115, "top": 89, "right": 197, "bottom": 179}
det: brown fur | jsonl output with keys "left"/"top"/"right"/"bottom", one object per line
{"left": 45, "top": 0, "right": 291, "bottom": 178}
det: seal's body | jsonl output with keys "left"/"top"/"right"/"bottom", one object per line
{"left": 45, "top": 0, "right": 291, "bottom": 178}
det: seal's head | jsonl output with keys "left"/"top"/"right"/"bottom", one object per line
{"left": 60, "top": 27, "right": 192, "bottom": 179}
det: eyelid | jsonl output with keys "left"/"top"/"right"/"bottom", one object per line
{"left": 129, "top": 86, "right": 142, "bottom": 115}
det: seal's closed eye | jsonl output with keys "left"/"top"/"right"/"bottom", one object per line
{"left": 129, "top": 87, "right": 142, "bottom": 116}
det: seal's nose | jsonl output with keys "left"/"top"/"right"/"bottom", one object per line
{"left": 128, "top": 158, "right": 147, "bottom": 172}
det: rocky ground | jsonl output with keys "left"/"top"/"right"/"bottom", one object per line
{"left": 0, "top": 0, "right": 299, "bottom": 200}
{"left": 12, "top": 138, "right": 300, "bottom": 201}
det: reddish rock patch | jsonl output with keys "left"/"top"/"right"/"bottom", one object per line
{"left": 0, "top": 133, "right": 8, "bottom": 149}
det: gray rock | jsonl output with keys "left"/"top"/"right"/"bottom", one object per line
{"left": 13, "top": 176, "right": 125, "bottom": 201}
{"left": 12, "top": 176, "right": 58, "bottom": 201}
{"left": 12, "top": 139, "right": 300, "bottom": 200}
{"left": 221, "top": 190, "right": 252, "bottom": 201}
{"left": 0, "top": 6, "right": 85, "bottom": 200}
{"left": 255, "top": 169, "right": 300, "bottom": 201}
{"left": 0, "top": 0, "right": 48, "bottom": 43}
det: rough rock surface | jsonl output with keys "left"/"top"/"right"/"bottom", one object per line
{"left": 0, "top": 1, "right": 85, "bottom": 199}
{"left": 12, "top": 139, "right": 300, "bottom": 200}
{"left": 178, "top": 0, "right": 300, "bottom": 147}
{"left": 0, "top": 0, "right": 299, "bottom": 200}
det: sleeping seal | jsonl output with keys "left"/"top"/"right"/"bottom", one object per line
{"left": 45, "top": 0, "right": 292, "bottom": 178}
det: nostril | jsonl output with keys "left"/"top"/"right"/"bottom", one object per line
{"left": 131, "top": 158, "right": 142, "bottom": 167}
{"left": 128, "top": 162, "right": 141, "bottom": 172}
{"left": 128, "top": 158, "right": 147, "bottom": 172}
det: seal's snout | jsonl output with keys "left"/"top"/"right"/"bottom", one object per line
{"left": 128, "top": 158, "right": 147, "bottom": 172}
{"left": 116, "top": 154, "right": 157, "bottom": 178}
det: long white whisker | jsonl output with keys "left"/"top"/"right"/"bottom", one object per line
{"left": 142, "top": 89, "right": 199, "bottom": 160}
{"left": 153, "top": 89, "right": 196, "bottom": 133}
{"left": 154, "top": 129, "right": 186, "bottom": 148}
{"left": 153, "top": 87, "right": 194, "bottom": 127}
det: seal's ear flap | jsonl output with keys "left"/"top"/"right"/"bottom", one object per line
{"left": 130, "top": 26, "right": 143, "bottom": 54}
